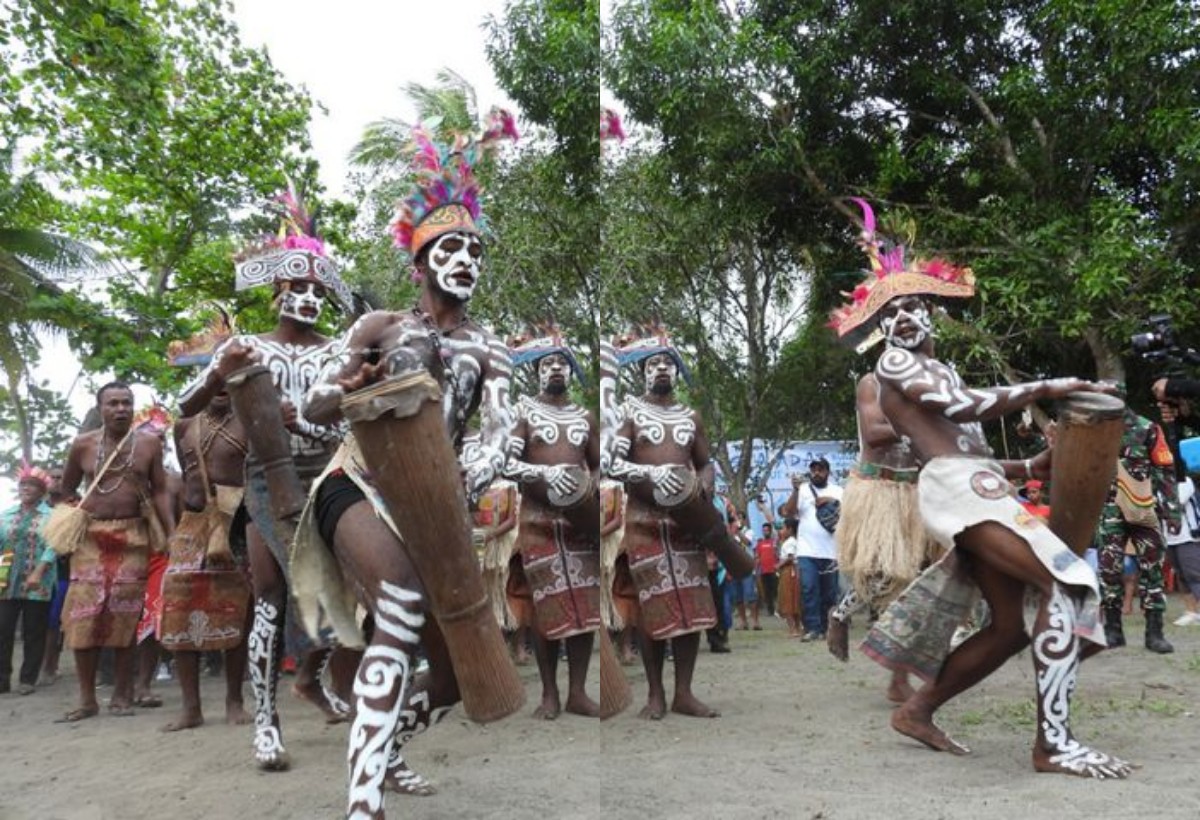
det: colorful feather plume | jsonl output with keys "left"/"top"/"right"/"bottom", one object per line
{"left": 391, "top": 124, "right": 487, "bottom": 256}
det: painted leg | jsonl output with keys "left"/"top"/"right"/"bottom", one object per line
{"left": 1031, "top": 584, "right": 1131, "bottom": 778}
{"left": 382, "top": 670, "right": 452, "bottom": 798}
{"left": 224, "top": 603, "right": 252, "bottom": 725}
{"left": 247, "top": 598, "right": 289, "bottom": 770}
{"left": 346, "top": 580, "right": 425, "bottom": 820}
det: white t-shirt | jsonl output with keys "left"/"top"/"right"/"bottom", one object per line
{"left": 778, "top": 535, "right": 801, "bottom": 563}
{"left": 795, "top": 481, "right": 843, "bottom": 560}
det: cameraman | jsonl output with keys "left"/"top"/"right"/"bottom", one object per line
{"left": 1152, "top": 377, "right": 1200, "bottom": 416}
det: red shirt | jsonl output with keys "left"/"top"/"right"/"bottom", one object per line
{"left": 754, "top": 538, "right": 778, "bottom": 574}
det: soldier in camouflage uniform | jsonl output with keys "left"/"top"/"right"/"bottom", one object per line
{"left": 1094, "top": 408, "right": 1181, "bottom": 653}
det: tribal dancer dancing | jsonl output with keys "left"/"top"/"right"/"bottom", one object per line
{"left": 505, "top": 331, "right": 601, "bottom": 719}
{"left": 54, "top": 382, "right": 176, "bottom": 721}
{"left": 825, "top": 370, "right": 933, "bottom": 705}
{"left": 609, "top": 331, "right": 720, "bottom": 720}
{"left": 832, "top": 203, "right": 1129, "bottom": 778}
{"left": 293, "top": 127, "right": 516, "bottom": 818}
{"left": 178, "top": 187, "right": 355, "bottom": 769}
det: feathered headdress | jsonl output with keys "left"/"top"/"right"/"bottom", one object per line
{"left": 481, "top": 107, "right": 520, "bottom": 149}
{"left": 234, "top": 179, "right": 353, "bottom": 309}
{"left": 616, "top": 324, "right": 693, "bottom": 386}
{"left": 828, "top": 198, "right": 975, "bottom": 352}
{"left": 392, "top": 125, "right": 487, "bottom": 261}
{"left": 133, "top": 404, "right": 173, "bottom": 436}
{"left": 167, "top": 305, "right": 235, "bottom": 368}
{"left": 16, "top": 462, "right": 51, "bottom": 488}
{"left": 510, "top": 324, "right": 587, "bottom": 387}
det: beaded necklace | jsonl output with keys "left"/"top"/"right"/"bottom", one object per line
{"left": 92, "top": 429, "right": 137, "bottom": 495}
{"left": 412, "top": 305, "right": 472, "bottom": 445}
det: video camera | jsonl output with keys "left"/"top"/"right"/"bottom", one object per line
{"left": 1130, "top": 314, "right": 1200, "bottom": 366}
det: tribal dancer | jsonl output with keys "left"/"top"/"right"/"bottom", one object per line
{"left": 54, "top": 382, "right": 176, "bottom": 721}
{"left": 505, "top": 331, "right": 601, "bottom": 719}
{"left": 178, "top": 187, "right": 354, "bottom": 769}
{"left": 161, "top": 321, "right": 254, "bottom": 730}
{"left": 825, "top": 370, "right": 933, "bottom": 705}
{"left": 293, "top": 127, "right": 515, "bottom": 818}
{"left": 610, "top": 331, "right": 720, "bottom": 720}
{"left": 832, "top": 203, "right": 1129, "bottom": 778}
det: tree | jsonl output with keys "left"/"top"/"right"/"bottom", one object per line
{"left": 2, "top": 0, "right": 316, "bottom": 395}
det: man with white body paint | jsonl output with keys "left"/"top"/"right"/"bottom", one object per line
{"left": 831, "top": 202, "right": 1130, "bottom": 780}
{"left": 294, "top": 128, "right": 515, "bottom": 819}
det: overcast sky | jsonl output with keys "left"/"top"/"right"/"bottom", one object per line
{"left": 231, "top": 0, "right": 513, "bottom": 197}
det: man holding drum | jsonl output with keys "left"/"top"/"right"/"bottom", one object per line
{"left": 296, "top": 127, "right": 519, "bottom": 818}
{"left": 505, "top": 332, "right": 602, "bottom": 719}
{"left": 609, "top": 332, "right": 721, "bottom": 720}
{"left": 832, "top": 203, "right": 1130, "bottom": 779}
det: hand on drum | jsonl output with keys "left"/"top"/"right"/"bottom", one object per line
{"left": 214, "top": 339, "right": 260, "bottom": 379}
{"left": 280, "top": 399, "right": 300, "bottom": 433}
{"left": 1041, "top": 377, "right": 1117, "bottom": 400}
{"left": 337, "top": 360, "right": 387, "bottom": 394}
{"left": 541, "top": 466, "right": 579, "bottom": 498}
{"left": 1028, "top": 448, "right": 1053, "bottom": 481}
{"left": 649, "top": 465, "right": 685, "bottom": 496}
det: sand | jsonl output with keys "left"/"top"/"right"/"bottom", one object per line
{"left": 3, "top": 606, "right": 1198, "bottom": 820}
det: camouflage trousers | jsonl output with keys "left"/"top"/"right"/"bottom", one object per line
{"left": 1095, "top": 514, "right": 1166, "bottom": 613}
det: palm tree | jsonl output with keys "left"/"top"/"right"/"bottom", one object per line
{"left": 0, "top": 142, "right": 110, "bottom": 460}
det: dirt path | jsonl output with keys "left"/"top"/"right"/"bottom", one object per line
{"left": 4, "top": 606, "right": 1199, "bottom": 820}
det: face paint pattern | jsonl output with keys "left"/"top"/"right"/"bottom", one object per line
{"left": 880, "top": 304, "right": 932, "bottom": 350}
{"left": 428, "top": 231, "right": 482, "bottom": 301}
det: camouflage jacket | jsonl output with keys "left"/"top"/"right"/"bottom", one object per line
{"left": 1102, "top": 410, "right": 1181, "bottom": 528}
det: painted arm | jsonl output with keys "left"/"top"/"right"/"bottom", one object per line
{"left": 691, "top": 411, "right": 716, "bottom": 496}
{"left": 462, "top": 340, "right": 515, "bottom": 504}
{"left": 178, "top": 336, "right": 259, "bottom": 418}
{"left": 875, "top": 348, "right": 1104, "bottom": 423}
{"left": 303, "top": 315, "right": 384, "bottom": 427}
{"left": 607, "top": 416, "right": 686, "bottom": 496}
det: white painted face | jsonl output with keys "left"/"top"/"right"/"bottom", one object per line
{"left": 427, "top": 231, "right": 483, "bottom": 301}
{"left": 879, "top": 296, "right": 933, "bottom": 350}
{"left": 644, "top": 353, "right": 677, "bottom": 395}
{"left": 278, "top": 281, "right": 328, "bottom": 325}
{"left": 538, "top": 353, "right": 570, "bottom": 394}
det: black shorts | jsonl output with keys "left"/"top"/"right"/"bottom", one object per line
{"left": 315, "top": 472, "right": 367, "bottom": 550}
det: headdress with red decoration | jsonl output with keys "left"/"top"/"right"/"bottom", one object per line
{"left": 133, "top": 404, "right": 173, "bottom": 437}
{"left": 234, "top": 179, "right": 353, "bottom": 310}
{"left": 391, "top": 118, "right": 516, "bottom": 273}
{"left": 829, "top": 198, "right": 975, "bottom": 352}
{"left": 16, "top": 462, "right": 51, "bottom": 489}
{"left": 600, "top": 108, "right": 626, "bottom": 144}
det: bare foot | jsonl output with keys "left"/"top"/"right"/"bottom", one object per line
{"left": 384, "top": 759, "right": 437, "bottom": 796}
{"left": 564, "top": 691, "right": 600, "bottom": 718}
{"left": 619, "top": 652, "right": 637, "bottom": 666}
{"left": 886, "top": 673, "right": 915, "bottom": 705}
{"left": 891, "top": 703, "right": 969, "bottom": 755}
{"left": 827, "top": 617, "right": 850, "bottom": 662}
{"left": 1033, "top": 744, "right": 1133, "bottom": 779}
{"left": 56, "top": 704, "right": 100, "bottom": 723}
{"left": 291, "top": 681, "right": 346, "bottom": 724}
{"left": 514, "top": 650, "right": 531, "bottom": 666}
{"left": 225, "top": 699, "right": 252, "bottom": 725}
{"left": 161, "top": 711, "right": 204, "bottom": 732}
{"left": 533, "top": 693, "right": 561, "bottom": 720}
{"left": 638, "top": 694, "right": 667, "bottom": 720}
{"left": 671, "top": 692, "right": 720, "bottom": 718}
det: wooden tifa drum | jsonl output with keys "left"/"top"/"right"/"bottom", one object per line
{"left": 652, "top": 466, "right": 755, "bottom": 579}
{"left": 341, "top": 371, "right": 525, "bottom": 723}
{"left": 1048, "top": 391, "right": 1126, "bottom": 556}
{"left": 224, "top": 364, "right": 306, "bottom": 521}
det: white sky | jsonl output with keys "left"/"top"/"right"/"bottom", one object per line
{"left": 20, "top": 1, "right": 517, "bottom": 484}
{"left": 231, "top": 0, "right": 514, "bottom": 198}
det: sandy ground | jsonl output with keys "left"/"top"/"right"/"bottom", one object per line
{"left": 3, "top": 603, "right": 1199, "bottom": 820}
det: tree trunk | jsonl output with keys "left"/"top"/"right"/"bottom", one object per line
{"left": 1083, "top": 328, "right": 1124, "bottom": 383}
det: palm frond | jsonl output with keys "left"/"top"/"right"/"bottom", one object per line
{"left": 0, "top": 229, "right": 113, "bottom": 283}
{"left": 348, "top": 117, "right": 414, "bottom": 171}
